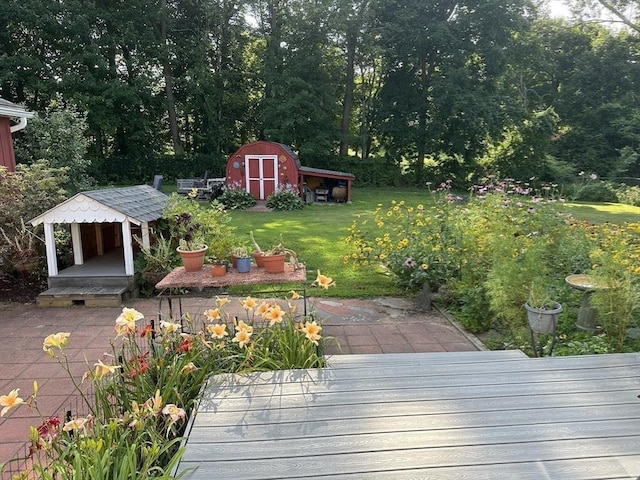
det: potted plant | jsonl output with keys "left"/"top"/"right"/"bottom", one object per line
{"left": 524, "top": 281, "right": 562, "bottom": 334}
{"left": 173, "top": 212, "right": 208, "bottom": 272}
{"left": 249, "top": 231, "right": 266, "bottom": 267}
{"left": 231, "top": 246, "right": 252, "bottom": 273}
{"left": 134, "top": 233, "right": 175, "bottom": 286}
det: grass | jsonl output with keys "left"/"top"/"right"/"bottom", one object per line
{"left": 185, "top": 186, "right": 640, "bottom": 298}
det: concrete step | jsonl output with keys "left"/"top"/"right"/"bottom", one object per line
{"left": 48, "top": 275, "right": 134, "bottom": 289}
{"left": 36, "top": 286, "right": 130, "bottom": 308}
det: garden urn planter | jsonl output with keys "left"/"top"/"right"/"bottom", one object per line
{"left": 211, "top": 263, "right": 226, "bottom": 277}
{"left": 525, "top": 302, "right": 562, "bottom": 334}
{"left": 177, "top": 246, "right": 207, "bottom": 272}
{"left": 262, "top": 253, "right": 286, "bottom": 274}
{"left": 236, "top": 257, "right": 252, "bottom": 273}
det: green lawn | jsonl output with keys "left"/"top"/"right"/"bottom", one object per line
{"left": 200, "top": 186, "right": 639, "bottom": 298}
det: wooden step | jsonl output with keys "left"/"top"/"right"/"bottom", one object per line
{"left": 36, "top": 286, "right": 130, "bottom": 308}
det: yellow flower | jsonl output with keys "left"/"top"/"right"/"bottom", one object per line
{"left": 63, "top": 417, "right": 88, "bottom": 432}
{"left": 301, "top": 321, "right": 322, "bottom": 346}
{"left": 93, "top": 360, "right": 121, "bottom": 380}
{"left": 215, "top": 296, "right": 230, "bottom": 308}
{"left": 417, "top": 204, "right": 424, "bottom": 210}
{"left": 206, "top": 323, "right": 228, "bottom": 339}
{"left": 314, "top": 270, "right": 335, "bottom": 289}
{"left": 236, "top": 320, "right": 254, "bottom": 334}
{"left": 421, "top": 263, "right": 428, "bottom": 270}
{"left": 43, "top": 332, "right": 70, "bottom": 355}
{"left": 115, "top": 308, "right": 144, "bottom": 336}
{"left": 265, "top": 304, "right": 285, "bottom": 326}
{"left": 160, "top": 321, "right": 181, "bottom": 334}
{"left": 288, "top": 290, "right": 301, "bottom": 300}
{"left": 233, "top": 329, "right": 252, "bottom": 348}
{"left": 0, "top": 389, "right": 25, "bottom": 417}
{"left": 256, "top": 301, "right": 272, "bottom": 316}
{"left": 242, "top": 296, "right": 257, "bottom": 310}
{"left": 143, "top": 390, "right": 163, "bottom": 415}
{"left": 180, "top": 362, "right": 198, "bottom": 375}
{"left": 203, "top": 308, "right": 221, "bottom": 321}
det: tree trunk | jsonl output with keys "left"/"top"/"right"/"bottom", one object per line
{"left": 339, "top": 29, "right": 356, "bottom": 158}
{"left": 160, "top": 0, "right": 182, "bottom": 155}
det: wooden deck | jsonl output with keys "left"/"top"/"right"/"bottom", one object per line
{"left": 177, "top": 351, "right": 640, "bottom": 479}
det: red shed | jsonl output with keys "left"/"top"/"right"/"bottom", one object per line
{"left": 225, "top": 141, "right": 355, "bottom": 203}
{"left": 0, "top": 98, "right": 34, "bottom": 172}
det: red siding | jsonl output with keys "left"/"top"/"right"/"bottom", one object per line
{"left": 226, "top": 141, "right": 300, "bottom": 200}
{"left": 0, "top": 117, "right": 16, "bottom": 172}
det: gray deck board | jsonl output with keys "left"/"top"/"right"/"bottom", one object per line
{"left": 177, "top": 351, "right": 640, "bottom": 480}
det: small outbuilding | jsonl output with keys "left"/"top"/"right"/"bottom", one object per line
{"left": 225, "top": 141, "right": 355, "bottom": 202}
{"left": 0, "top": 98, "right": 34, "bottom": 172}
{"left": 30, "top": 185, "right": 167, "bottom": 306}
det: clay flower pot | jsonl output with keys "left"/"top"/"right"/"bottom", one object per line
{"left": 177, "top": 246, "right": 208, "bottom": 272}
{"left": 262, "top": 253, "right": 286, "bottom": 274}
{"left": 211, "top": 263, "right": 226, "bottom": 277}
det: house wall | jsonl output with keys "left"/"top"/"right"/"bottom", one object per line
{"left": 0, "top": 117, "right": 16, "bottom": 171}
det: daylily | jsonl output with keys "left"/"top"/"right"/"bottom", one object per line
{"left": 0, "top": 389, "right": 25, "bottom": 417}
{"left": 162, "top": 404, "right": 186, "bottom": 423}
{"left": 301, "top": 320, "right": 322, "bottom": 346}
{"left": 94, "top": 360, "right": 121, "bottom": 380}
{"left": 235, "top": 320, "right": 254, "bottom": 334}
{"left": 241, "top": 296, "right": 257, "bottom": 310}
{"left": 288, "top": 290, "right": 301, "bottom": 300}
{"left": 63, "top": 417, "right": 88, "bottom": 432}
{"left": 160, "top": 321, "right": 181, "bottom": 334}
{"left": 256, "top": 301, "right": 272, "bottom": 316}
{"left": 215, "top": 296, "right": 230, "bottom": 308}
{"left": 265, "top": 304, "right": 284, "bottom": 326}
{"left": 143, "top": 389, "right": 163, "bottom": 416}
{"left": 115, "top": 307, "right": 144, "bottom": 336}
{"left": 233, "top": 329, "right": 252, "bottom": 348}
{"left": 314, "top": 270, "right": 335, "bottom": 289}
{"left": 181, "top": 362, "right": 198, "bottom": 375}
{"left": 42, "top": 332, "right": 70, "bottom": 355}
{"left": 207, "top": 323, "right": 228, "bottom": 339}
{"left": 203, "top": 308, "right": 221, "bottom": 321}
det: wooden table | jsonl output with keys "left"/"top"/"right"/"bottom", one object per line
{"left": 155, "top": 263, "right": 307, "bottom": 320}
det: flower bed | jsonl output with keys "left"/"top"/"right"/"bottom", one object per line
{"left": 1, "top": 273, "right": 334, "bottom": 478}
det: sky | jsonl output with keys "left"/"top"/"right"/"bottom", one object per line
{"left": 547, "top": 0, "right": 572, "bottom": 18}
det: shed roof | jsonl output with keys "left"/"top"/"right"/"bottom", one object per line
{"left": 271, "top": 142, "right": 355, "bottom": 179}
{"left": 0, "top": 98, "right": 35, "bottom": 119}
{"left": 31, "top": 185, "right": 167, "bottom": 226}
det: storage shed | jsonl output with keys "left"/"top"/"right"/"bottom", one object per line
{"left": 0, "top": 98, "right": 34, "bottom": 172}
{"left": 225, "top": 141, "right": 355, "bottom": 202}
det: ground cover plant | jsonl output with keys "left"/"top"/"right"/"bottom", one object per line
{"left": 1, "top": 277, "right": 332, "bottom": 478}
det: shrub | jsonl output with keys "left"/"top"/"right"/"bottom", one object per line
{"left": 266, "top": 188, "right": 305, "bottom": 211}
{"left": 615, "top": 184, "right": 640, "bottom": 207}
{"left": 217, "top": 187, "right": 257, "bottom": 210}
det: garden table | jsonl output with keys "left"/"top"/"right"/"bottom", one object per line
{"left": 155, "top": 263, "right": 307, "bottom": 322}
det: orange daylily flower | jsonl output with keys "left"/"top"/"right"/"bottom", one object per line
{"left": 313, "top": 270, "right": 335, "bottom": 289}
{"left": 301, "top": 320, "right": 322, "bottom": 346}
{"left": 233, "top": 329, "right": 252, "bottom": 348}
{"left": 265, "top": 304, "right": 285, "bottom": 326}
{"left": 0, "top": 389, "right": 25, "bottom": 417}
{"left": 203, "top": 308, "right": 221, "bottom": 321}
{"left": 207, "top": 323, "right": 228, "bottom": 339}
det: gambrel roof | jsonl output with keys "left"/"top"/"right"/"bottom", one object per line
{"left": 31, "top": 185, "right": 167, "bottom": 226}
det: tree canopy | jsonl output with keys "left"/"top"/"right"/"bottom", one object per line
{"left": 1, "top": 0, "right": 638, "bottom": 188}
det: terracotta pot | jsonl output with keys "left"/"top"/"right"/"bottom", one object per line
{"left": 177, "top": 246, "right": 208, "bottom": 272}
{"left": 230, "top": 254, "right": 238, "bottom": 268}
{"left": 211, "top": 263, "right": 226, "bottom": 277}
{"left": 262, "top": 253, "right": 286, "bottom": 274}
{"left": 253, "top": 251, "right": 266, "bottom": 268}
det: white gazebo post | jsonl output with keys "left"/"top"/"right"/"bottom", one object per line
{"left": 121, "top": 220, "right": 135, "bottom": 275}
{"left": 140, "top": 221, "right": 151, "bottom": 249}
{"left": 42, "top": 222, "right": 58, "bottom": 277}
{"left": 70, "top": 223, "right": 84, "bottom": 266}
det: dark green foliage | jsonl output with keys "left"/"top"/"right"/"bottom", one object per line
{"left": 217, "top": 188, "right": 257, "bottom": 210}
{"left": 266, "top": 190, "right": 305, "bottom": 211}
{"left": 615, "top": 184, "right": 640, "bottom": 207}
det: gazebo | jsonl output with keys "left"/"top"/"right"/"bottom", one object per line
{"left": 30, "top": 185, "right": 167, "bottom": 306}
